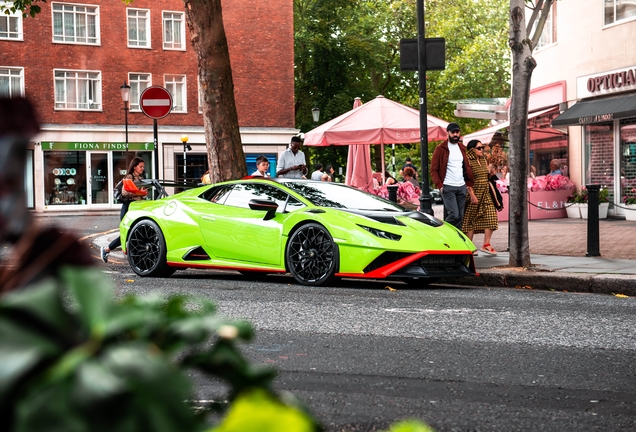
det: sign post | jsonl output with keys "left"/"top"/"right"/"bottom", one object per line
{"left": 140, "top": 86, "right": 173, "bottom": 179}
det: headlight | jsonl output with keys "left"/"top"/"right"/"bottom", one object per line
{"left": 358, "top": 225, "right": 402, "bottom": 241}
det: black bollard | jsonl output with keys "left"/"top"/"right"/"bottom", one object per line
{"left": 387, "top": 184, "right": 398, "bottom": 203}
{"left": 586, "top": 184, "right": 601, "bottom": 257}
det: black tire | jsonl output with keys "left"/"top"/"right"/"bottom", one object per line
{"left": 127, "top": 219, "right": 175, "bottom": 277}
{"left": 400, "top": 277, "right": 439, "bottom": 288}
{"left": 286, "top": 223, "right": 339, "bottom": 286}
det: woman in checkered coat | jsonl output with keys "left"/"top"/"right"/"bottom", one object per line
{"left": 462, "top": 139, "right": 498, "bottom": 256}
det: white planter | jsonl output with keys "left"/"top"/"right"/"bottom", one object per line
{"left": 625, "top": 204, "right": 636, "bottom": 221}
{"left": 580, "top": 202, "right": 610, "bottom": 220}
{"left": 565, "top": 203, "right": 580, "bottom": 218}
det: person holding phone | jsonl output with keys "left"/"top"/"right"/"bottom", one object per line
{"left": 277, "top": 136, "right": 308, "bottom": 178}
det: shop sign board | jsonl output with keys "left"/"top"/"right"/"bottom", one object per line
{"left": 577, "top": 65, "right": 636, "bottom": 99}
{"left": 41, "top": 142, "right": 155, "bottom": 151}
{"left": 140, "top": 86, "right": 173, "bottom": 119}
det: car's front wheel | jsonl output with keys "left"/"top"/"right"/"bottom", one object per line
{"left": 127, "top": 219, "right": 175, "bottom": 277}
{"left": 286, "top": 223, "right": 338, "bottom": 286}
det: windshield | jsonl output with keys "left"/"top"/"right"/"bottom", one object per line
{"left": 281, "top": 180, "right": 406, "bottom": 211}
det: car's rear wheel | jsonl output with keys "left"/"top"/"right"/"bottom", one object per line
{"left": 286, "top": 223, "right": 338, "bottom": 286}
{"left": 127, "top": 219, "right": 175, "bottom": 277}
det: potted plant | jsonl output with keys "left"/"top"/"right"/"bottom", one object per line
{"left": 580, "top": 187, "right": 610, "bottom": 219}
{"left": 623, "top": 188, "right": 636, "bottom": 221}
{"left": 565, "top": 190, "right": 583, "bottom": 218}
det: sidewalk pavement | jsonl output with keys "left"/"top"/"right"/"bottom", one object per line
{"left": 90, "top": 211, "right": 636, "bottom": 296}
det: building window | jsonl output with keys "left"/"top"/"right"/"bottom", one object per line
{"left": 584, "top": 122, "right": 615, "bottom": 202}
{"left": 52, "top": 2, "right": 99, "bottom": 45}
{"left": 127, "top": 8, "right": 150, "bottom": 48}
{"left": 0, "top": 3, "right": 22, "bottom": 40}
{"left": 0, "top": 67, "right": 24, "bottom": 97}
{"left": 605, "top": 0, "right": 636, "bottom": 26}
{"left": 198, "top": 78, "right": 202, "bottom": 114}
{"left": 128, "top": 73, "right": 151, "bottom": 111}
{"left": 163, "top": 11, "right": 184, "bottom": 50}
{"left": 165, "top": 74, "right": 186, "bottom": 112}
{"left": 54, "top": 70, "right": 101, "bottom": 110}
{"left": 529, "top": 2, "right": 555, "bottom": 50}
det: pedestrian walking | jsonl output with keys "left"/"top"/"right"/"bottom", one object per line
{"left": 462, "top": 140, "right": 498, "bottom": 256}
{"left": 101, "top": 157, "right": 147, "bottom": 263}
{"left": 430, "top": 122, "right": 474, "bottom": 229}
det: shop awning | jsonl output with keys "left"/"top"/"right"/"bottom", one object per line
{"left": 463, "top": 107, "right": 556, "bottom": 144}
{"left": 552, "top": 94, "right": 636, "bottom": 126}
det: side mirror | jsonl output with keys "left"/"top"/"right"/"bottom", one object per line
{"left": 248, "top": 199, "right": 278, "bottom": 220}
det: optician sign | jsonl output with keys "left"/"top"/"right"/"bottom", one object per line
{"left": 41, "top": 142, "right": 155, "bottom": 151}
{"left": 577, "top": 65, "right": 636, "bottom": 99}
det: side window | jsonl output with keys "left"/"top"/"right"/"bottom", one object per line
{"left": 204, "top": 185, "right": 232, "bottom": 204}
{"left": 605, "top": 0, "right": 636, "bottom": 26}
{"left": 0, "top": 3, "right": 22, "bottom": 40}
{"left": 0, "top": 67, "right": 24, "bottom": 97}
{"left": 127, "top": 8, "right": 150, "bottom": 48}
{"left": 162, "top": 11, "right": 185, "bottom": 50}
{"left": 52, "top": 2, "right": 99, "bottom": 45}
{"left": 164, "top": 74, "right": 186, "bottom": 112}
{"left": 222, "top": 183, "right": 295, "bottom": 213}
{"left": 129, "top": 73, "right": 151, "bottom": 111}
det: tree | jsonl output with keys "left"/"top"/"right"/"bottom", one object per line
{"left": 294, "top": 0, "right": 511, "bottom": 174}
{"left": 507, "top": 0, "right": 554, "bottom": 267}
{"left": 3, "top": 0, "right": 247, "bottom": 183}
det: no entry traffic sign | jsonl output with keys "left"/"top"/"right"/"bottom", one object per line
{"left": 140, "top": 86, "right": 173, "bottom": 119}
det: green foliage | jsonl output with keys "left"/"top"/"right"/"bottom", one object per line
{"left": 0, "top": 266, "right": 317, "bottom": 432}
{"left": 296, "top": 0, "right": 511, "bottom": 174}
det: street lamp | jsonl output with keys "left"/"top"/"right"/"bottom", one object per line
{"left": 312, "top": 107, "right": 320, "bottom": 124}
{"left": 181, "top": 134, "right": 191, "bottom": 185}
{"left": 120, "top": 81, "right": 131, "bottom": 165}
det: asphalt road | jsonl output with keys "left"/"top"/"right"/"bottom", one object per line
{"left": 2, "top": 215, "right": 635, "bottom": 431}
{"left": 100, "top": 261, "right": 636, "bottom": 432}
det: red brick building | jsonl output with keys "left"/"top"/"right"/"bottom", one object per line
{"left": 0, "top": 0, "right": 296, "bottom": 212}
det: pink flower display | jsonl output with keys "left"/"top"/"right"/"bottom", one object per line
{"left": 528, "top": 174, "right": 574, "bottom": 192}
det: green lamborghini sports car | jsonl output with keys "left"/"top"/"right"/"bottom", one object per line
{"left": 120, "top": 178, "right": 477, "bottom": 286}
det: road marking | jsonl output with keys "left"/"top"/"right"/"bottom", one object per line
{"left": 385, "top": 307, "right": 505, "bottom": 315}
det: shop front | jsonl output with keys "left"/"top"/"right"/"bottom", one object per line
{"left": 552, "top": 65, "right": 636, "bottom": 217}
{"left": 40, "top": 142, "right": 155, "bottom": 210}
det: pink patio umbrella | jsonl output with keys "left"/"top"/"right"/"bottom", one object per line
{"left": 345, "top": 97, "right": 374, "bottom": 191}
{"left": 304, "top": 95, "right": 449, "bottom": 184}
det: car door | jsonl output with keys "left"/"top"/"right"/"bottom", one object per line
{"left": 198, "top": 182, "right": 296, "bottom": 266}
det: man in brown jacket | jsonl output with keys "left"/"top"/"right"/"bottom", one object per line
{"left": 430, "top": 122, "right": 474, "bottom": 229}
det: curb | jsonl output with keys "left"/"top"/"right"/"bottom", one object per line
{"left": 442, "top": 269, "right": 636, "bottom": 296}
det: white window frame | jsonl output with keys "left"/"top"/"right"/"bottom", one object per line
{"left": 128, "top": 73, "right": 151, "bottom": 111}
{"left": 604, "top": 0, "right": 636, "bottom": 27}
{"left": 164, "top": 74, "right": 186, "bottom": 113}
{"left": 198, "top": 77, "right": 203, "bottom": 114}
{"left": 0, "top": 2, "right": 23, "bottom": 40}
{"left": 162, "top": 11, "right": 185, "bottom": 50}
{"left": 126, "top": 8, "right": 150, "bottom": 49}
{"left": 52, "top": 2, "right": 100, "bottom": 45}
{"left": 529, "top": 2, "right": 555, "bottom": 51}
{"left": 54, "top": 69, "right": 102, "bottom": 111}
{"left": 0, "top": 66, "right": 24, "bottom": 97}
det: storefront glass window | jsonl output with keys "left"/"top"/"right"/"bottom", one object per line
{"left": 43, "top": 151, "right": 87, "bottom": 206}
{"left": 619, "top": 119, "right": 636, "bottom": 204}
{"left": 25, "top": 150, "right": 34, "bottom": 208}
{"left": 584, "top": 122, "right": 615, "bottom": 201}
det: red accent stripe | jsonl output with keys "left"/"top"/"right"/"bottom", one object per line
{"left": 337, "top": 250, "right": 474, "bottom": 279}
{"left": 168, "top": 262, "right": 286, "bottom": 273}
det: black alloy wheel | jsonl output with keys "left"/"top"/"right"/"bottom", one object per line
{"left": 127, "top": 219, "right": 175, "bottom": 277}
{"left": 286, "top": 223, "right": 338, "bottom": 286}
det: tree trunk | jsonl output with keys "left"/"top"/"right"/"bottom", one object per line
{"left": 507, "top": 1, "right": 534, "bottom": 267}
{"left": 183, "top": 0, "right": 247, "bottom": 183}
